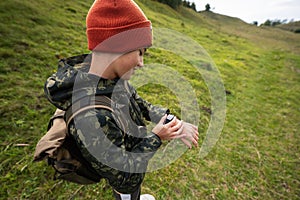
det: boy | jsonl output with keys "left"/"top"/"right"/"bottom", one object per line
{"left": 44, "top": 0, "right": 198, "bottom": 199}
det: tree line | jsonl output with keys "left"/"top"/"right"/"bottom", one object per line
{"left": 252, "top": 19, "right": 295, "bottom": 26}
{"left": 155, "top": 0, "right": 210, "bottom": 11}
{"left": 259, "top": 19, "right": 291, "bottom": 26}
{"left": 182, "top": 0, "right": 197, "bottom": 11}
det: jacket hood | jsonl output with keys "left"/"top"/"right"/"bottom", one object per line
{"left": 44, "top": 54, "right": 123, "bottom": 110}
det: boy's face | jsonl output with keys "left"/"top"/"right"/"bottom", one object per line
{"left": 111, "top": 49, "right": 146, "bottom": 80}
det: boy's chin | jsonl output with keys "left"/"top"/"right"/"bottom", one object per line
{"left": 121, "top": 71, "right": 134, "bottom": 80}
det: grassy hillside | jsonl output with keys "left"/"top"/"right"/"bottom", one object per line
{"left": 1, "top": 0, "right": 299, "bottom": 199}
{"left": 277, "top": 21, "right": 300, "bottom": 33}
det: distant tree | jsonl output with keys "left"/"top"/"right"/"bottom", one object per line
{"left": 205, "top": 3, "right": 211, "bottom": 11}
{"left": 191, "top": 2, "right": 197, "bottom": 11}
{"left": 262, "top": 19, "right": 272, "bottom": 26}
{"left": 187, "top": 1, "right": 191, "bottom": 8}
{"left": 182, "top": 0, "right": 197, "bottom": 11}
{"left": 271, "top": 19, "right": 283, "bottom": 26}
{"left": 252, "top": 21, "right": 258, "bottom": 26}
{"left": 182, "top": 0, "right": 188, "bottom": 7}
{"left": 182, "top": 0, "right": 191, "bottom": 8}
{"left": 261, "top": 19, "right": 287, "bottom": 26}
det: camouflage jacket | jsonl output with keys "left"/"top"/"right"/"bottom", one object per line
{"left": 44, "top": 54, "right": 168, "bottom": 193}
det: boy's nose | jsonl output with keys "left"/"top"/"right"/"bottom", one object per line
{"left": 137, "top": 57, "right": 144, "bottom": 67}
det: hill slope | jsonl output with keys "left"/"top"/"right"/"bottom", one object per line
{"left": 0, "top": 0, "right": 299, "bottom": 199}
{"left": 277, "top": 20, "right": 300, "bottom": 33}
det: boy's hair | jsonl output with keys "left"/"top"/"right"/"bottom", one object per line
{"left": 86, "top": 0, "right": 152, "bottom": 53}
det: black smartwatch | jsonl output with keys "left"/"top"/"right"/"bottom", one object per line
{"left": 164, "top": 114, "right": 175, "bottom": 124}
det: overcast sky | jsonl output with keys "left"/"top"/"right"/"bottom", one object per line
{"left": 190, "top": 0, "right": 300, "bottom": 24}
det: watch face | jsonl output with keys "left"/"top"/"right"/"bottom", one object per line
{"left": 164, "top": 114, "right": 174, "bottom": 124}
{"left": 167, "top": 115, "right": 174, "bottom": 120}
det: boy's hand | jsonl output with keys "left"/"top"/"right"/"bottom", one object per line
{"left": 152, "top": 115, "right": 185, "bottom": 140}
{"left": 180, "top": 122, "right": 199, "bottom": 149}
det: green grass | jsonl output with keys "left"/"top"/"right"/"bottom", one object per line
{"left": 1, "top": 0, "right": 300, "bottom": 199}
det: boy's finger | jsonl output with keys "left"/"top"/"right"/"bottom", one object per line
{"left": 159, "top": 114, "right": 168, "bottom": 124}
{"left": 181, "top": 138, "right": 192, "bottom": 148}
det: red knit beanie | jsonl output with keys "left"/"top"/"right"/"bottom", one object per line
{"left": 86, "top": 0, "right": 152, "bottom": 52}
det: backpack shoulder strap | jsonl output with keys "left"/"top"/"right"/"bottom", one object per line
{"left": 65, "top": 95, "right": 113, "bottom": 127}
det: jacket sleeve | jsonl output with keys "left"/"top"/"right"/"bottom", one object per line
{"left": 71, "top": 108, "right": 161, "bottom": 174}
{"left": 71, "top": 108, "right": 162, "bottom": 193}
